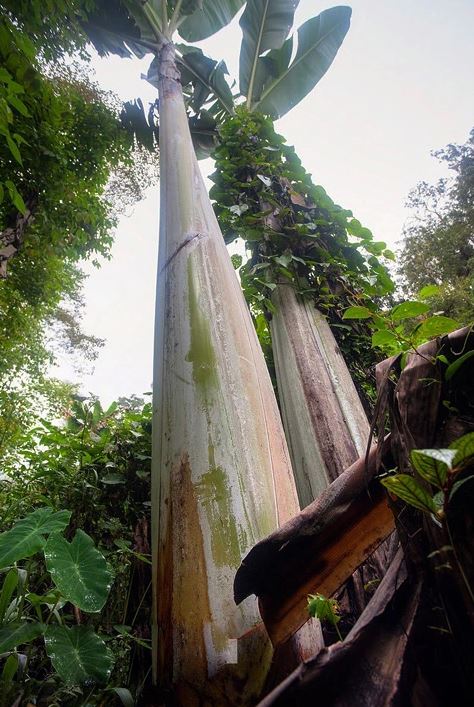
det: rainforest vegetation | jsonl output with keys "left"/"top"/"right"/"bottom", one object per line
{"left": 1, "top": 1, "right": 472, "bottom": 705}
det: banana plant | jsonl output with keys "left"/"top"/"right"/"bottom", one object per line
{"left": 82, "top": 2, "right": 315, "bottom": 703}
{"left": 132, "top": 1, "right": 369, "bottom": 507}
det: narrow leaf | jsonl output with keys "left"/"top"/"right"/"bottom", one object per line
{"left": 381, "top": 474, "right": 437, "bottom": 513}
{"left": 445, "top": 350, "right": 474, "bottom": 381}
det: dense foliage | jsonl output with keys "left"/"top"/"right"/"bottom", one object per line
{"left": 210, "top": 108, "right": 395, "bottom": 400}
{"left": 0, "top": 7, "right": 158, "bottom": 456}
{"left": 0, "top": 398, "right": 152, "bottom": 704}
{"left": 398, "top": 129, "right": 474, "bottom": 324}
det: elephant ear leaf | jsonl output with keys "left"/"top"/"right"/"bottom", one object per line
{"left": 252, "top": 6, "right": 351, "bottom": 119}
{"left": 178, "top": 0, "right": 245, "bottom": 42}
{"left": 239, "top": 0, "right": 300, "bottom": 104}
{"left": 44, "top": 625, "right": 113, "bottom": 685}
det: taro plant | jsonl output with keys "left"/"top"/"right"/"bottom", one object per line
{"left": 0, "top": 508, "right": 116, "bottom": 705}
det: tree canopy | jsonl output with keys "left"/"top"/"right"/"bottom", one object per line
{"left": 398, "top": 129, "right": 474, "bottom": 324}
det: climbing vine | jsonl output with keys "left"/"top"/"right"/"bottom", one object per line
{"left": 210, "top": 108, "right": 395, "bottom": 401}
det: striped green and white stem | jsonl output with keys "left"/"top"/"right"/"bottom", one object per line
{"left": 152, "top": 42, "right": 316, "bottom": 704}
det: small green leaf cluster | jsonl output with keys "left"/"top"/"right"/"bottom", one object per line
{"left": 0, "top": 508, "right": 115, "bottom": 698}
{"left": 307, "top": 592, "right": 343, "bottom": 641}
{"left": 210, "top": 108, "right": 395, "bottom": 400}
{"left": 211, "top": 109, "right": 394, "bottom": 309}
{"left": 381, "top": 432, "right": 474, "bottom": 519}
{"left": 343, "top": 290, "right": 459, "bottom": 360}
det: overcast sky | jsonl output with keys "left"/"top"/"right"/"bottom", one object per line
{"left": 52, "top": 0, "right": 474, "bottom": 404}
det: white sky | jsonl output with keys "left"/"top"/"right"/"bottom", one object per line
{"left": 52, "top": 0, "right": 474, "bottom": 404}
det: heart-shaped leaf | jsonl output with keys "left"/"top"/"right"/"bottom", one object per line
{"left": 0, "top": 509, "right": 71, "bottom": 569}
{"left": 44, "top": 625, "right": 113, "bottom": 685}
{"left": 44, "top": 531, "right": 113, "bottom": 612}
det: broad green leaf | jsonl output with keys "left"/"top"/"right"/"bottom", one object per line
{"left": 342, "top": 305, "right": 373, "bottom": 320}
{"left": 0, "top": 508, "right": 71, "bottom": 568}
{"left": 178, "top": 48, "right": 234, "bottom": 114}
{"left": 449, "top": 432, "right": 474, "bottom": 467}
{"left": 239, "top": 0, "right": 299, "bottom": 103}
{"left": 44, "top": 625, "right": 113, "bottom": 685}
{"left": 381, "top": 474, "right": 437, "bottom": 513}
{"left": 410, "top": 448, "right": 455, "bottom": 489}
{"left": 0, "top": 622, "right": 44, "bottom": 652}
{"left": 5, "top": 180, "right": 26, "bottom": 215}
{"left": 145, "top": 47, "right": 235, "bottom": 115}
{"left": 0, "top": 569, "right": 18, "bottom": 622}
{"left": 371, "top": 329, "right": 399, "bottom": 348}
{"left": 414, "top": 315, "right": 459, "bottom": 342}
{"left": 390, "top": 300, "right": 430, "bottom": 321}
{"left": 445, "top": 350, "right": 474, "bottom": 381}
{"left": 84, "top": 1, "right": 156, "bottom": 58}
{"left": 178, "top": 0, "right": 245, "bottom": 42}
{"left": 44, "top": 530, "right": 113, "bottom": 612}
{"left": 383, "top": 249, "right": 396, "bottom": 261}
{"left": 252, "top": 7, "right": 351, "bottom": 118}
{"left": 418, "top": 284, "right": 440, "bottom": 300}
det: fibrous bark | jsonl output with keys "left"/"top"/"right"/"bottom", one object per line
{"left": 270, "top": 284, "right": 369, "bottom": 507}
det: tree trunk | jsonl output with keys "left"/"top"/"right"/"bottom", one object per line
{"left": 270, "top": 283, "right": 369, "bottom": 509}
{"left": 152, "top": 43, "right": 318, "bottom": 705}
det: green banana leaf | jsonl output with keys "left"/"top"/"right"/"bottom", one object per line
{"left": 252, "top": 6, "right": 351, "bottom": 118}
{"left": 178, "top": 0, "right": 245, "bottom": 41}
{"left": 239, "top": 0, "right": 299, "bottom": 103}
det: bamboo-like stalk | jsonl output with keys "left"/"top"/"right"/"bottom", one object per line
{"left": 270, "top": 283, "right": 370, "bottom": 509}
{"left": 151, "top": 43, "right": 312, "bottom": 704}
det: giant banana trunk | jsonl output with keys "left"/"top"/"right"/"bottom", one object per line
{"left": 270, "top": 283, "right": 370, "bottom": 509}
{"left": 152, "top": 43, "right": 316, "bottom": 705}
